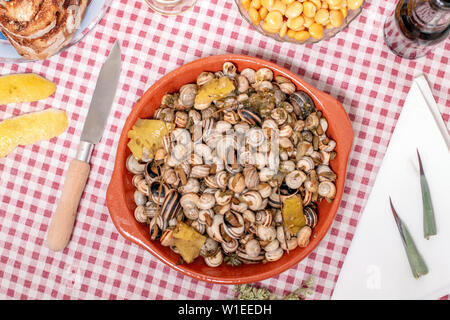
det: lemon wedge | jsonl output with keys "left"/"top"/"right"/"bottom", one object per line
{"left": 0, "top": 109, "right": 68, "bottom": 158}
{"left": 0, "top": 73, "right": 56, "bottom": 105}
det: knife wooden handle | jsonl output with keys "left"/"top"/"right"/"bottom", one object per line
{"left": 46, "top": 159, "right": 90, "bottom": 251}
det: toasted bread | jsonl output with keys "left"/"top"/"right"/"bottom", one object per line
{"left": 0, "top": 0, "right": 89, "bottom": 60}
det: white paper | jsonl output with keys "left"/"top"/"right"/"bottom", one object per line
{"left": 332, "top": 77, "right": 450, "bottom": 300}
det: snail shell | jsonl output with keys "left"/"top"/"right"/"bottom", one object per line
{"left": 265, "top": 247, "right": 283, "bottom": 262}
{"left": 222, "top": 238, "right": 239, "bottom": 254}
{"left": 149, "top": 181, "right": 169, "bottom": 205}
{"left": 190, "top": 165, "right": 211, "bottom": 178}
{"left": 178, "top": 178, "right": 200, "bottom": 194}
{"left": 223, "top": 211, "right": 245, "bottom": 239}
{"left": 256, "top": 183, "right": 272, "bottom": 199}
{"left": 180, "top": 193, "right": 199, "bottom": 209}
{"left": 285, "top": 170, "right": 307, "bottom": 189}
{"left": 223, "top": 62, "right": 237, "bottom": 77}
{"left": 297, "top": 156, "right": 315, "bottom": 172}
{"left": 198, "top": 193, "right": 216, "bottom": 210}
{"left": 204, "top": 250, "right": 223, "bottom": 267}
{"left": 204, "top": 175, "right": 219, "bottom": 189}
{"left": 228, "top": 173, "right": 246, "bottom": 194}
{"left": 207, "top": 214, "right": 225, "bottom": 243}
{"left": 279, "top": 82, "right": 296, "bottom": 95}
{"left": 134, "top": 205, "right": 148, "bottom": 223}
{"left": 290, "top": 91, "right": 316, "bottom": 120}
{"left": 245, "top": 239, "right": 261, "bottom": 258}
{"left": 198, "top": 209, "right": 214, "bottom": 226}
{"left": 200, "top": 238, "right": 220, "bottom": 258}
{"left": 255, "top": 67, "right": 273, "bottom": 82}
{"left": 243, "top": 166, "right": 259, "bottom": 189}
{"left": 197, "top": 72, "right": 214, "bottom": 86}
{"left": 215, "top": 171, "right": 229, "bottom": 189}
{"left": 236, "top": 75, "right": 249, "bottom": 93}
{"left": 215, "top": 189, "right": 233, "bottom": 206}
{"left": 318, "top": 181, "right": 336, "bottom": 199}
{"left": 134, "top": 189, "right": 147, "bottom": 206}
{"left": 256, "top": 225, "right": 276, "bottom": 242}
{"left": 305, "top": 112, "right": 320, "bottom": 130}
{"left": 297, "top": 226, "right": 312, "bottom": 248}
{"left": 241, "top": 191, "right": 263, "bottom": 211}
{"left": 160, "top": 229, "right": 174, "bottom": 247}
{"left": 126, "top": 155, "right": 145, "bottom": 174}
{"left": 238, "top": 108, "right": 262, "bottom": 127}
{"left": 158, "top": 190, "right": 182, "bottom": 231}
{"left": 303, "top": 206, "right": 318, "bottom": 228}
{"left": 255, "top": 209, "right": 273, "bottom": 227}
{"left": 264, "top": 239, "right": 280, "bottom": 252}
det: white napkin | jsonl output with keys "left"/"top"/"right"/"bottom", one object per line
{"left": 332, "top": 76, "right": 450, "bottom": 300}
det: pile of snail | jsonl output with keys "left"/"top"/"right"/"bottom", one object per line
{"left": 126, "top": 62, "right": 337, "bottom": 267}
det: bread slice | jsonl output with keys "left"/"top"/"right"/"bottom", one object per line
{"left": 0, "top": 0, "right": 89, "bottom": 60}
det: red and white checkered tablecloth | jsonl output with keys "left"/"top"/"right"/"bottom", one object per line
{"left": 0, "top": 0, "right": 449, "bottom": 300}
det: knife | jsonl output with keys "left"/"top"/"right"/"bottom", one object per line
{"left": 46, "top": 41, "right": 122, "bottom": 251}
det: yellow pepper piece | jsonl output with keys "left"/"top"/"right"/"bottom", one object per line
{"left": 282, "top": 195, "right": 306, "bottom": 235}
{"left": 0, "top": 73, "right": 56, "bottom": 105}
{"left": 127, "top": 119, "right": 174, "bottom": 161}
{"left": 194, "top": 77, "right": 235, "bottom": 108}
{"left": 173, "top": 221, "right": 206, "bottom": 264}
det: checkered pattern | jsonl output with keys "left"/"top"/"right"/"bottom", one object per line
{"left": 0, "top": 0, "right": 449, "bottom": 300}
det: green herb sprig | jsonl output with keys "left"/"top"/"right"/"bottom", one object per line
{"left": 234, "top": 276, "right": 315, "bottom": 300}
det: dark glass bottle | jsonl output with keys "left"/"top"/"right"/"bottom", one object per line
{"left": 384, "top": 0, "right": 450, "bottom": 59}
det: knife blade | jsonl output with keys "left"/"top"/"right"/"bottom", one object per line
{"left": 46, "top": 41, "right": 122, "bottom": 251}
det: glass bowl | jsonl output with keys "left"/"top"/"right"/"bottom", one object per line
{"left": 235, "top": 1, "right": 363, "bottom": 44}
{"left": 0, "top": 0, "right": 112, "bottom": 63}
{"left": 144, "top": 0, "right": 198, "bottom": 15}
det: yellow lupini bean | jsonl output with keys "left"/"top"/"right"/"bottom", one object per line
{"left": 311, "top": 0, "right": 322, "bottom": 9}
{"left": 264, "top": 10, "right": 284, "bottom": 30}
{"left": 261, "top": 21, "right": 279, "bottom": 33}
{"left": 341, "top": 7, "right": 348, "bottom": 18}
{"left": 242, "top": 0, "right": 251, "bottom": 10}
{"left": 285, "top": 1, "right": 303, "bottom": 18}
{"left": 249, "top": 7, "right": 261, "bottom": 25}
{"left": 279, "top": 22, "right": 288, "bottom": 37}
{"left": 282, "top": 0, "right": 295, "bottom": 4}
{"left": 330, "top": 9, "right": 344, "bottom": 27}
{"left": 294, "top": 30, "right": 310, "bottom": 41}
{"left": 326, "top": 0, "right": 342, "bottom": 6}
{"left": 308, "top": 22, "right": 324, "bottom": 39}
{"left": 321, "top": 0, "right": 328, "bottom": 9}
{"left": 269, "top": 0, "right": 287, "bottom": 14}
{"left": 287, "top": 16, "right": 305, "bottom": 31}
{"left": 259, "top": 6, "right": 269, "bottom": 19}
{"left": 287, "top": 29, "right": 297, "bottom": 38}
{"left": 251, "top": 0, "right": 262, "bottom": 9}
{"left": 315, "top": 8, "right": 330, "bottom": 25}
{"left": 303, "top": 1, "right": 317, "bottom": 18}
{"left": 303, "top": 16, "right": 314, "bottom": 27}
{"left": 262, "top": 0, "right": 274, "bottom": 8}
{"left": 347, "top": 0, "right": 363, "bottom": 10}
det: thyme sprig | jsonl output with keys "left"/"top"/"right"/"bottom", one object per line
{"left": 234, "top": 276, "right": 315, "bottom": 300}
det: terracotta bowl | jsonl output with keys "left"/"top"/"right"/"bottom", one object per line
{"left": 106, "top": 54, "right": 353, "bottom": 284}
